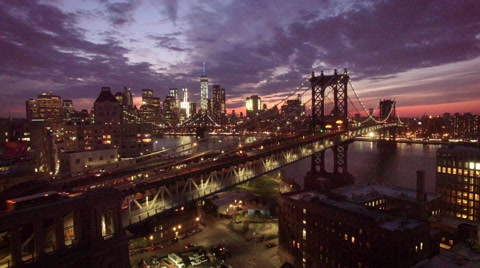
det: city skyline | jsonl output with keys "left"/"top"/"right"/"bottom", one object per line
{"left": 1, "top": 1, "right": 480, "bottom": 118}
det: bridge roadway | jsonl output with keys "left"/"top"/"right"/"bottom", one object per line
{"left": 119, "top": 124, "right": 397, "bottom": 227}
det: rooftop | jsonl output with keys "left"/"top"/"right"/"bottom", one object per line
{"left": 285, "top": 190, "right": 424, "bottom": 231}
{"left": 331, "top": 184, "right": 441, "bottom": 203}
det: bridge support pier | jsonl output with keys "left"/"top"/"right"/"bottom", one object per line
{"left": 377, "top": 99, "right": 398, "bottom": 151}
{"left": 304, "top": 141, "right": 354, "bottom": 191}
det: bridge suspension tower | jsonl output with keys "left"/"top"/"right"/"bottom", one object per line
{"left": 305, "top": 69, "right": 354, "bottom": 191}
{"left": 309, "top": 69, "right": 349, "bottom": 133}
{"left": 378, "top": 99, "right": 398, "bottom": 150}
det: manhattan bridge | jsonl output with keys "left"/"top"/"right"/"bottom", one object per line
{"left": 0, "top": 69, "right": 402, "bottom": 267}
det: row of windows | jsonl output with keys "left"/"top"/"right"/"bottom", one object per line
{"left": 437, "top": 157, "right": 480, "bottom": 169}
{"left": 438, "top": 188, "right": 480, "bottom": 201}
{"left": 438, "top": 166, "right": 480, "bottom": 177}
{"left": 442, "top": 210, "right": 478, "bottom": 221}
{"left": 364, "top": 198, "right": 387, "bottom": 207}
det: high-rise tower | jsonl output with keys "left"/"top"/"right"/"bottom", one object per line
{"left": 180, "top": 88, "right": 190, "bottom": 118}
{"left": 200, "top": 63, "right": 208, "bottom": 114}
{"left": 246, "top": 95, "right": 261, "bottom": 118}
{"left": 122, "top": 86, "right": 133, "bottom": 108}
{"left": 212, "top": 85, "right": 226, "bottom": 125}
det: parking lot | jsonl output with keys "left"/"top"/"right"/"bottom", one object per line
{"left": 130, "top": 216, "right": 280, "bottom": 268}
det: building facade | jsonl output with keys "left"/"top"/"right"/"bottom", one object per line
{"left": 436, "top": 145, "right": 480, "bottom": 222}
{"left": 278, "top": 191, "right": 439, "bottom": 268}
{"left": 246, "top": 95, "right": 261, "bottom": 118}
{"left": 212, "top": 85, "right": 226, "bottom": 126}
{"left": 0, "top": 187, "right": 129, "bottom": 267}
{"left": 26, "top": 92, "right": 63, "bottom": 124}
{"left": 58, "top": 148, "right": 118, "bottom": 175}
{"left": 200, "top": 63, "right": 208, "bottom": 114}
{"left": 93, "top": 87, "right": 121, "bottom": 124}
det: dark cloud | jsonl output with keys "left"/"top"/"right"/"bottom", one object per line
{"left": 0, "top": 1, "right": 177, "bottom": 116}
{"left": 1, "top": 0, "right": 480, "bottom": 118}
{"left": 162, "top": 0, "right": 179, "bottom": 22}
{"left": 104, "top": 1, "right": 140, "bottom": 26}
{"left": 147, "top": 32, "right": 188, "bottom": 52}
{"left": 284, "top": 0, "right": 480, "bottom": 79}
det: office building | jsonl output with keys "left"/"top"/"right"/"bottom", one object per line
{"left": 281, "top": 95, "right": 304, "bottom": 119}
{"left": 73, "top": 123, "right": 152, "bottom": 158}
{"left": 93, "top": 87, "right": 121, "bottom": 124}
{"left": 443, "top": 113, "right": 479, "bottom": 140}
{"left": 278, "top": 190, "right": 439, "bottom": 268}
{"left": 142, "top": 89, "right": 154, "bottom": 106}
{"left": 180, "top": 88, "right": 191, "bottom": 121}
{"left": 436, "top": 145, "right": 480, "bottom": 221}
{"left": 122, "top": 86, "right": 134, "bottom": 108}
{"left": 139, "top": 89, "right": 156, "bottom": 124}
{"left": 169, "top": 88, "right": 179, "bottom": 108}
{"left": 212, "top": 85, "right": 226, "bottom": 125}
{"left": 246, "top": 95, "right": 261, "bottom": 118}
{"left": 62, "top": 100, "right": 75, "bottom": 123}
{"left": 163, "top": 96, "right": 178, "bottom": 127}
{"left": 26, "top": 92, "right": 62, "bottom": 125}
{"left": 58, "top": 148, "right": 118, "bottom": 175}
{"left": 200, "top": 63, "right": 208, "bottom": 114}
{"left": 190, "top": 103, "right": 197, "bottom": 116}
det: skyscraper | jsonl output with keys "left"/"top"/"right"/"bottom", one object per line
{"left": 122, "top": 86, "right": 133, "bottom": 108}
{"left": 246, "top": 95, "right": 261, "bottom": 118}
{"left": 200, "top": 63, "right": 208, "bottom": 114}
{"left": 212, "top": 85, "right": 226, "bottom": 125}
{"left": 169, "top": 88, "right": 179, "bottom": 109}
{"left": 142, "top": 89, "right": 154, "bottom": 106}
{"left": 25, "top": 92, "right": 62, "bottom": 124}
{"left": 180, "top": 88, "right": 190, "bottom": 119}
{"left": 140, "top": 89, "right": 155, "bottom": 123}
{"left": 62, "top": 100, "right": 75, "bottom": 123}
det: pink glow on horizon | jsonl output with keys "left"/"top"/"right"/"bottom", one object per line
{"left": 397, "top": 100, "right": 480, "bottom": 117}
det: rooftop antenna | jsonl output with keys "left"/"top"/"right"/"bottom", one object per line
{"left": 202, "top": 62, "right": 206, "bottom": 76}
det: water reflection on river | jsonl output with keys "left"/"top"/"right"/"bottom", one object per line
{"left": 282, "top": 141, "right": 442, "bottom": 193}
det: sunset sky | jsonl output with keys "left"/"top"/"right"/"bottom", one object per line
{"left": 1, "top": 0, "right": 480, "bottom": 118}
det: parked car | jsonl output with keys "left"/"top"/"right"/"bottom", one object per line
{"left": 190, "top": 258, "right": 201, "bottom": 266}
{"left": 159, "top": 258, "right": 175, "bottom": 268}
{"left": 185, "top": 243, "right": 196, "bottom": 249}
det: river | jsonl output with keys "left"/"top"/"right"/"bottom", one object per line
{"left": 282, "top": 141, "right": 442, "bottom": 193}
